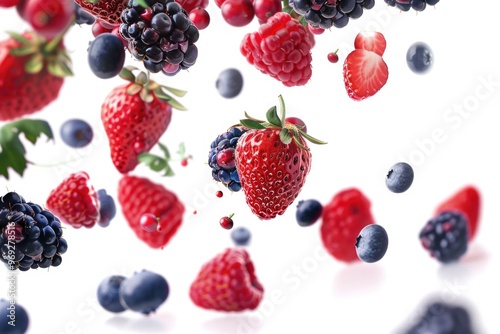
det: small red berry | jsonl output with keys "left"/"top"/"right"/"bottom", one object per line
{"left": 189, "top": 6, "right": 210, "bottom": 30}
{"left": 327, "top": 49, "right": 339, "bottom": 63}
{"left": 92, "top": 20, "right": 113, "bottom": 37}
{"left": 23, "top": 0, "right": 75, "bottom": 39}
{"left": 216, "top": 191, "right": 223, "bottom": 198}
{"left": 0, "top": 0, "right": 19, "bottom": 8}
{"left": 220, "top": 213, "right": 234, "bottom": 230}
{"left": 140, "top": 213, "right": 159, "bottom": 232}
{"left": 181, "top": 159, "right": 188, "bottom": 167}
{"left": 221, "top": 0, "right": 254, "bottom": 27}
{"left": 285, "top": 116, "right": 307, "bottom": 133}
{"left": 308, "top": 24, "right": 325, "bottom": 35}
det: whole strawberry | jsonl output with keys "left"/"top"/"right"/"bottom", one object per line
{"left": 240, "top": 12, "right": 314, "bottom": 87}
{"left": 0, "top": 31, "right": 71, "bottom": 121}
{"left": 320, "top": 188, "right": 376, "bottom": 263}
{"left": 101, "top": 66, "right": 186, "bottom": 174}
{"left": 46, "top": 171, "right": 101, "bottom": 228}
{"left": 73, "top": 0, "right": 127, "bottom": 26}
{"left": 117, "top": 175, "right": 185, "bottom": 249}
{"left": 234, "top": 95, "right": 326, "bottom": 220}
{"left": 189, "top": 248, "right": 264, "bottom": 311}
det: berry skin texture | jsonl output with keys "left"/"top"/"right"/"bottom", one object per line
{"left": 0, "top": 32, "right": 65, "bottom": 121}
{"left": 354, "top": 31, "right": 387, "bottom": 57}
{"left": 23, "top": 0, "right": 74, "bottom": 40}
{"left": 327, "top": 51, "right": 339, "bottom": 63}
{"left": 355, "top": 224, "right": 389, "bottom": 263}
{"left": 419, "top": 211, "right": 469, "bottom": 263}
{"left": 97, "top": 275, "right": 127, "bottom": 313}
{"left": 189, "top": 248, "right": 264, "bottom": 311}
{"left": 101, "top": 82, "right": 172, "bottom": 174}
{"left": 296, "top": 199, "right": 323, "bottom": 227}
{"left": 119, "top": 270, "right": 169, "bottom": 315}
{"left": 320, "top": 188, "right": 376, "bottom": 263}
{"left": 216, "top": 68, "right": 244, "bottom": 98}
{"left": 343, "top": 49, "right": 389, "bottom": 101}
{"left": 231, "top": 226, "right": 251, "bottom": 246}
{"left": 118, "top": 175, "right": 184, "bottom": 249}
{"left": 386, "top": 162, "right": 414, "bottom": 193}
{"left": 46, "top": 171, "right": 101, "bottom": 228}
{"left": 220, "top": 214, "right": 234, "bottom": 230}
{"left": 60, "top": 119, "right": 93, "bottom": 148}
{"left": 240, "top": 12, "right": 314, "bottom": 87}
{"left": 97, "top": 189, "right": 117, "bottom": 227}
{"left": 189, "top": 6, "right": 210, "bottom": 30}
{"left": 253, "top": 0, "right": 282, "bottom": 24}
{"left": 221, "top": 0, "right": 255, "bottom": 27}
{"left": 0, "top": 298, "right": 30, "bottom": 333}
{"left": 88, "top": 33, "right": 126, "bottom": 79}
{"left": 435, "top": 185, "right": 480, "bottom": 242}
{"left": 406, "top": 42, "right": 433, "bottom": 74}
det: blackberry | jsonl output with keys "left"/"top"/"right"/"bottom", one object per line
{"left": 119, "top": 0, "right": 199, "bottom": 76}
{"left": 0, "top": 192, "right": 68, "bottom": 271}
{"left": 208, "top": 127, "right": 249, "bottom": 192}
{"left": 419, "top": 211, "right": 468, "bottom": 263}
{"left": 290, "top": 0, "right": 375, "bottom": 29}
{"left": 384, "top": 0, "right": 439, "bottom": 12}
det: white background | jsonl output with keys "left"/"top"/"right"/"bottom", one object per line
{"left": 1, "top": 1, "right": 500, "bottom": 333}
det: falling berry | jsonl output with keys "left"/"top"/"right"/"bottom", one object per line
{"left": 140, "top": 213, "right": 159, "bottom": 232}
{"left": 327, "top": 49, "right": 339, "bottom": 63}
{"left": 220, "top": 213, "right": 234, "bottom": 230}
{"left": 215, "top": 191, "right": 223, "bottom": 198}
{"left": 181, "top": 159, "right": 189, "bottom": 167}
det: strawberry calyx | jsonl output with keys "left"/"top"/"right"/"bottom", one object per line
{"left": 238, "top": 95, "right": 327, "bottom": 150}
{"left": 119, "top": 65, "right": 187, "bottom": 111}
{"left": 6, "top": 30, "right": 73, "bottom": 77}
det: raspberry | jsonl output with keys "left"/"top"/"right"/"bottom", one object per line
{"left": 240, "top": 12, "right": 314, "bottom": 87}
{"left": 208, "top": 126, "right": 248, "bottom": 192}
{"left": 320, "top": 188, "right": 375, "bottom": 263}
{"left": 419, "top": 211, "right": 468, "bottom": 263}
{"left": 189, "top": 248, "right": 264, "bottom": 311}
{"left": 0, "top": 191, "right": 68, "bottom": 271}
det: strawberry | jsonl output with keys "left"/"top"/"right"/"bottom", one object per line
{"left": 343, "top": 49, "right": 389, "bottom": 101}
{"left": 320, "top": 188, "right": 376, "bottom": 263}
{"left": 354, "top": 31, "right": 387, "bottom": 57}
{"left": 117, "top": 174, "right": 185, "bottom": 249}
{"left": 234, "top": 95, "right": 326, "bottom": 220}
{"left": 101, "top": 66, "right": 186, "bottom": 174}
{"left": 240, "top": 12, "right": 314, "bottom": 87}
{"left": 46, "top": 171, "right": 101, "bottom": 228}
{"left": 0, "top": 31, "right": 71, "bottom": 121}
{"left": 435, "top": 185, "right": 481, "bottom": 241}
{"left": 189, "top": 248, "right": 264, "bottom": 311}
{"left": 73, "top": 0, "right": 128, "bottom": 26}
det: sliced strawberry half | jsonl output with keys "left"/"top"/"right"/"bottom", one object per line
{"left": 435, "top": 185, "right": 481, "bottom": 241}
{"left": 343, "top": 49, "right": 389, "bottom": 101}
{"left": 354, "top": 31, "right": 387, "bottom": 57}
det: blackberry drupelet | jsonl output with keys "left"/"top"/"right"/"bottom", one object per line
{"left": 0, "top": 192, "right": 68, "bottom": 271}
{"left": 208, "top": 127, "right": 248, "bottom": 192}
{"left": 119, "top": 0, "right": 199, "bottom": 76}
{"left": 384, "top": 0, "right": 439, "bottom": 12}
{"left": 290, "top": 0, "right": 375, "bottom": 29}
{"left": 419, "top": 211, "right": 468, "bottom": 263}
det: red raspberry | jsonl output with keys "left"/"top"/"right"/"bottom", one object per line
{"left": 46, "top": 171, "right": 100, "bottom": 228}
{"left": 240, "top": 12, "right": 314, "bottom": 87}
{"left": 320, "top": 188, "right": 375, "bottom": 263}
{"left": 118, "top": 175, "right": 185, "bottom": 249}
{"left": 189, "top": 248, "right": 264, "bottom": 311}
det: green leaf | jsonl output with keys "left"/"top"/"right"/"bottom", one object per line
{"left": 134, "top": 0, "right": 150, "bottom": 8}
{"left": 240, "top": 119, "right": 266, "bottom": 129}
{"left": 177, "top": 142, "right": 185, "bottom": 156}
{"left": 279, "top": 128, "right": 292, "bottom": 145}
{"left": 25, "top": 54, "right": 43, "bottom": 74}
{"left": 138, "top": 153, "right": 167, "bottom": 172}
{"left": 161, "top": 85, "right": 187, "bottom": 97}
{"left": 119, "top": 66, "right": 136, "bottom": 82}
{"left": 277, "top": 95, "right": 286, "bottom": 125}
{"left": 5, "top": 31, "right": 31, "bottom": 44}
{"left": 154, "top": 88, "right": 187, "bottom": 111}
{"left": 9, "top": 46, "right": 36, "bottom": 56}
{"left": 158, "top": 142, "right": 171, "bottom": 160}
{"left": 136, "top": 72, "right": 148, "bottom": 85}
{"left": 265, "top": 106, "right": 282, "bottom": 127}
{"left": 0, "top": 119, "right": 54, "bottom": 179}
{"left": 298, "top": 129, "right": 328, "bottom": 145}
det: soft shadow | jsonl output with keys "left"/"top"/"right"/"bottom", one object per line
{"left": 106, "top": 313, "right": 175, "bottom": 333}
{"left": 203, "top": 314, "right": 262, "bottom": 334}
{"left": 332, "top": 262, "right": 385, "bottom": 296}
{"left": 437, "top": 243, "right": 490, "bottom": 282}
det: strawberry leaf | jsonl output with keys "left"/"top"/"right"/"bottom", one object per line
{"left": 158, "top": 142, "right": 171, "bottom": 160}
{"left": 161, "top": 85, "right": 187, "bottom": 97}
{"left": 279, "top": 128, "right": 292, "bottom": 145}
{"left": 266, "top": 106, "right": 282, "bottom": 127}
{"left": 134, "top": 0, "right": 150, "bottom": 8}
{"left": 119, "top": 66, "right": 136, "bottom": 82}
{"left": 0, "top": 119, "right": 54, "bottom": 179}
{"left": 240, "top": 119, "right": 266, "bottom": 129}
{"left": 138, "top": 143, "right": 176, "bottom": 176}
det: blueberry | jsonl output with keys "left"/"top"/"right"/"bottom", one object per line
{"left": 97, "top": 189, "right": 116, "bottom": 228}
{"left": 231, "top": 226, "right": 251, "bottom": 246}
{"left": 386, "top": 162, "right": 414, "bottom": 193}
{"left": 405, "top": 301, "right": 473, "bottom": 334}
{"left": 0, "top": 298, "right": 30, "bottom": 334}
{"left": 295, "top": 199, "right": 323, "bottom": 227}
{"left": 406, "top": 42, "right": 433, "bottom": 74}
{"left": 355, "top": 224, "right": 389, "bottom": 263}
{"left": 119, "top": 270, "right": 169, "bottom": 314}
{"left": 88, "top": 33, "right": 126, "bottom": 79}
{"left": 216, "top": 68, "right": 244, "bottom": 98}
{"left": 60, "top": 119, "right": 93, "bottom": 148}
{"left": 75, "top": 7, "right": 96, "bottom": 25}
{"left": 97, "top": 275, "right": 127, "bottom": 313}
